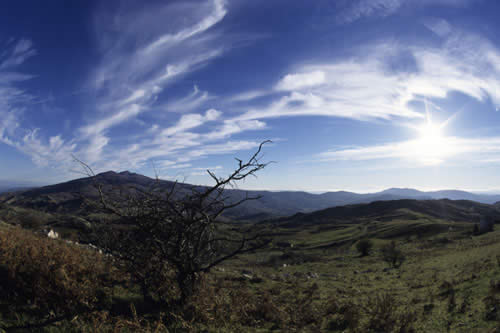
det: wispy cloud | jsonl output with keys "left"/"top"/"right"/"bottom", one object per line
{"left": 141, "top": 0, "right": 227, "bottom": 55}
{"left": 423, "top": 17, "right": 452, "bottom": 37}
{"left": 0, "top": 39, "right": 69, "bottom": 169}
{"left": 159, "top": 109, "right": 221, "bottom": 137}
{"left": 0, "top": 1, "right": 268, "bottom": 176}
{"left": 204, "top": 119, "right": 266, "bottom": 140}
{"left": 234, "top": 23, "right": 500, "bottom": 124}
{"left": 0, "top": 39, "right": 36, "bottom": 70}
{"left": 14, "top": 131, "right": 76, "bottom": 168}
{"left": 337, "top": 0, "right": 477, "bottom": 24}
{"left": 275, "top": 71, "right": 326, "bottom": 91}
{"left": 59, "top": 0, "right": 276, "bottom": 174}
{"left": 164, "top": 85, "right": 213, "bottom": 113}
{"left": 74, "top": 0, "right": 230, "bottom": 165}
{"left": 317, "top": 136, "right": 500, "bottom": 166}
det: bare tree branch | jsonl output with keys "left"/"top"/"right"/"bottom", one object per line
{"left": 75, "top": 141, "right": 273, "bottom": 306}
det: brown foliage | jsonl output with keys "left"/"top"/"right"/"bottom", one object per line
{"left": 364, "top": 293, "right": 416, "bottom": 333}
{"left": 0, "top": 226, "right": 113, "bottom": 324}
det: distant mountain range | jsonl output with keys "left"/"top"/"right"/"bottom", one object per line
{"left": 0, "top": 180, "right": 38, "bottom": 194}
{"left": 2, "top": 171, "right": 500, "bottom": 221}
{"left": 378, "top": 188, "right": 500, "bottom": 204}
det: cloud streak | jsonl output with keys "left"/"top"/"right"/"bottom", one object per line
{"left": 317, "top": 136, "right": 500, "bottom": 167}
{"left": 66, "top": 0, "right": 266, "bottom": 172}
{"left": 234, "top": 23, "right": 500, "bottom": 125}
{"left": 337, "top": 0, "right": 477, "bottom": 24}
{"left": 0, "top": 39, "right": 64, "bottom": 169}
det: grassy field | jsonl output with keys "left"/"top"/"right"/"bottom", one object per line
{"left": 1, "top": 207, "right": 500, "bottom": 332}
{"left": 214, "top": 213, "right": 500, "bottom": 332}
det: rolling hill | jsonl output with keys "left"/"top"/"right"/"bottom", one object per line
{"left": 271, "top": 198, "right": 500, "bottom": 227}
{"left": 2, "top": 171, "right": 500, "bottom": 222}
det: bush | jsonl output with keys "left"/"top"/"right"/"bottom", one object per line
{"left": 484, "top": 279, "right": 500, "bottom": 321}
{"left": 0, "top": 226, "right": 113, "bottom": 327}
{"left": 364, "top": 293, "right": 416, "bottom": 333}
{"left": 381, "top": 241, "right": 405, "bottom": 268}
{"left": 356, "top": 239, "right": 373, "bottom": 257}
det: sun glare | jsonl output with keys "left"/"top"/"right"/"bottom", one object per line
{"left": 411, "top": 120, "right": 452, "bottom": 165}
{"left": 418, "top": 122, "right": 442, "bottom": 141}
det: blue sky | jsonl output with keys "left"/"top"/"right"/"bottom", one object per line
{"left": 2, "top": 0, "right": 500, "bottom": 192}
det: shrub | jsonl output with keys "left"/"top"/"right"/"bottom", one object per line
{"left": 0, "top": 226, "right": 113, "bottom": 327}
{"left": 484, "top": 279, "right": 500, "bottom": 321}
{"left": 363, "top": 293, "right": 416, "bottom": 333}
{"left": 381, "top": 241, "right": 405, "bottom": 268}
{"left": 321, "top": 299, "right": 360, "bottom": 331}
{"left": 356, "top": 239, "right": 373, "bottom": 257}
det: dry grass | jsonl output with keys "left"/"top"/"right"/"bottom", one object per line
{"left": 0, "top": 226, "right": 113, "bottom": 327}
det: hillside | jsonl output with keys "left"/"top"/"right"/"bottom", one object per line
{"left": 3, "top": 171, "right": 500, "bottom": 223}
{"left": 0, "top": 171, "right": 405, "bottom": 222}
{"left": 3, "top": 172, "right": 500, "bottom": 331}
{"left": 273, "top": 199, "right": 500, "bottom": 228}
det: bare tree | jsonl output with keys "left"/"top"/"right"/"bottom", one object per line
{"left": 74, "top": 141, "right": 273, "bottom": 307}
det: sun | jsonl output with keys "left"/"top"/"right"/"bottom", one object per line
{"left": 418, "top": 122, "right": 442, "bottom": 142}
{"left": 411, "top": 120, "right": 451, "bottom": 165}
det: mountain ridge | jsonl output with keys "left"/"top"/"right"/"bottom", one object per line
{"left": 2, "top": 171, "right": 500, "bottom": 221}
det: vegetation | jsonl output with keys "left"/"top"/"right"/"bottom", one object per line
{"left": 356, "top": 238, "right": 373, "bottom": 256}
{"left": 0, "top": 226, "right": 113, "bottom": 330}
{"left": 1, "top": 144, "right": 500, "bottom": 331}
{"left": 73, "top": 141, "right": 272, "bottom": 309}
{"left": 3, "top": 214, "right": 500, "bottom": 331}
{"left": 381, "top": 240, "right": 406, "bottom": 268}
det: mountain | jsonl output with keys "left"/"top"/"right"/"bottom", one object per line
{"left": 0, "top": 172, "right": 410, "bottom": 221}
{"left": 272, "top": 199, "right": 500, "bottom": 228}
{"left": 379, "top": 188, "right": 429, "bottom": 197}
{"left": 379, "top": 188, "right": 500, "bottom": 204}
{"left": 0, "top": 171, "right": 168, "bottom": 215}
{"left": 3, "top": 172, "right": 500, "bottom": 223}
{"left": 0, "top": 179, "right": 40, "bottom": 193}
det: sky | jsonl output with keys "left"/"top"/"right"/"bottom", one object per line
{"left": 2, "top": 0, "right": 500, "bottom": 192}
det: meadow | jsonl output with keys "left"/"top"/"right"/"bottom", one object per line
{"left": 1, "top": 206, "right": 500, "bottom": 332}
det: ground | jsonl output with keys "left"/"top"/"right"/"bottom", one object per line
{"left": 1, "top": 207, "right": 500, "bottom": 332}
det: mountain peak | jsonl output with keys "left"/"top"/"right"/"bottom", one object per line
{"left": 380, "top": 188, "right": 424, "bottom": 195}
{"left": 95, "top": 171, "right": 137, "bottom": 178}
